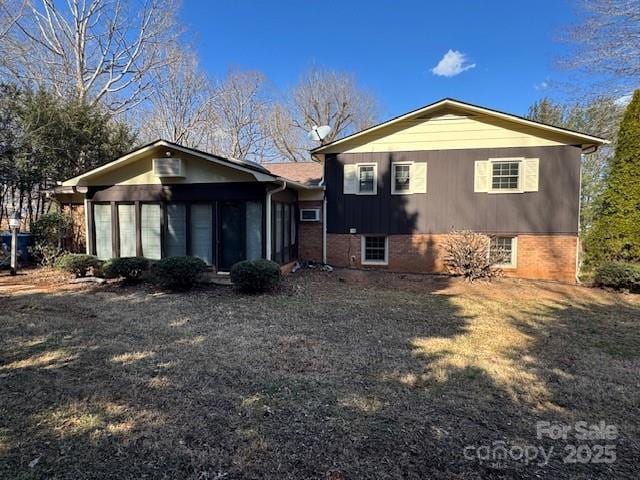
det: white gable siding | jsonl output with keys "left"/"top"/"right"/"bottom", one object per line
{"left": 87, "top": 150, "right": 254, "bottom": 186}
{"left": 326, "top": 113, "right": 574, "bottom": 154}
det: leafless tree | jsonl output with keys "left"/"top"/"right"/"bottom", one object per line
{"left": 209, "top": 69, "right": 271, "bottom": 161}
{"left": 0, "top": 0, "right": 180, "bottom": 115}
{"left": 267, "top": 103, "right": 307, "bottom": 163}
{"left": 139, "top": 48, "right": 215, "bottom": 148}
{"left": 0, "top": 0, "right": 25, "bottom": 41}
{"left": 562, "top": 0, "right": 640, "bottom": 93}
{"left": 269, "top": 66, "right": 378, "bottom": 162}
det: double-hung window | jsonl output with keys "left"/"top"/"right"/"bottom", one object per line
{"left": 491, "top": 160, "right": 521, "bottom": 192}
{"left": 361, "top": 235, "right": 388, "bottom": 265}
{"left": 490, "top": 236, "right": 517, "bottom": 267}
{"left": 358, "top": 164, "right": 376, "bottom": 194}
{"left": 392, "top": 163, "right": 411, "bottom": 194}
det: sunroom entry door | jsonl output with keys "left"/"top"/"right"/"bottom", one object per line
{"left": 219, "top": 202, "right": 245, "bottom": 271}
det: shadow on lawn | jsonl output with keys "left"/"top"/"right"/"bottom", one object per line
{"left": 0, "top": 277, "right": 639, "bottom": 479}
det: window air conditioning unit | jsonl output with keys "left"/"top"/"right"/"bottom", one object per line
{"left": 153, "top": 157, "right": 184, "bottom": 177}
{"left": 300, "top": 208, "right": 321, "bottom": 222}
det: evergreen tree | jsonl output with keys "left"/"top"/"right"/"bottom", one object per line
{"left": 527, "top": 96, "right": 624, "bottom": 233}
{"left": 0, "top": 85, "right": 136, "bottom": 226}
{"left": 585, "top": 90, "right": 640, "bottom": 264}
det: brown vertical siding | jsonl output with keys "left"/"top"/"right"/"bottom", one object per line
{"left": 324, "top": 145, "right": 582, "bottom": 235}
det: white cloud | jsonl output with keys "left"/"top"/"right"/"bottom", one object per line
{"left": 534, "top": 80, "right": 549, "bottom": 91}
{"left": 431, "top": 50, "right": 476, "bottom": 77}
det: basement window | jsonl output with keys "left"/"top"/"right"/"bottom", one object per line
{"left": 490, "top": 236, "right": 517, "bottom": 268}
{"left": 362, "top": 235, "right": 388, "bottom": 265}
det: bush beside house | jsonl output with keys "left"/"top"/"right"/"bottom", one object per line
{"left": 102, "top": 257, "right": 149, "bottom": 282}
{"left": 150, "top": 256, "right": 207, "bottom": 290}
{"left": 230, "top": 259, "right": 281, "bottom": 293}
{"left": 55, "top": 253, "right": 102, "bottom": 278}
{"left": 594, "top": 262, "right": 640, "bottom": 292}
{"left": 442, "top": 230, "right": 508, "bottom": 282}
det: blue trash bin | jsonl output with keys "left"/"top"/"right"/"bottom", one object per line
{"left": 1, "top": 232, "right": 33, "bottom": 263}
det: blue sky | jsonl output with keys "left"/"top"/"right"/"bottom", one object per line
{"left": 180, "top": 0, "right": 582, "bottom": 120}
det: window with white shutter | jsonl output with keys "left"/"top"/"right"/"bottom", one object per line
{"left": 344, "top": 163, "right": 377, "bottom": 195}
{"left": 474, "top": 157, "right": 539, "bottom": 194}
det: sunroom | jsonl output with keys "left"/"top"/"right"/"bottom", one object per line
{"left": 54, "top": 140, "right": 323, "bottom": 271}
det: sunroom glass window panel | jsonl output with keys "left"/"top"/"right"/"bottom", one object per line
{"left": 394, "top": 165, "right": 411, "bottom": 192}
{"left": 365, "top": 236, "right": 386, "bottom": 261}
{"left": 359, "top": 166, "right": 375, "bottom": 192}
{"left": 491, "top": 162, "right": 520, "bottom": 190}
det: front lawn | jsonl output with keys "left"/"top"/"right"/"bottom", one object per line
{"left": 1, "top": 269, "right": 639, "bottom": 479}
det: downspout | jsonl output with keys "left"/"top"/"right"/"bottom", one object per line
{"left": 312, "top": 151, "right": 328, "bottom": 265}
{"left": 265, "top": 179, "right": 286, "bottom": 261}
{"left": 318, "top": 177, "right": 327, "bottom": 265}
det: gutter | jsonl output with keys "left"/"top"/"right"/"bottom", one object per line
{"left": 265, "top": 179, "right": 287, "bottom": 261}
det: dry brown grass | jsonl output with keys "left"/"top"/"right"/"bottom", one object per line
{"left": 0, "top": 268, "right": 639, "bottom": 479}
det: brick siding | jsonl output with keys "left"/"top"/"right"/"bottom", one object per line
{"left": 322, "top": 233, "right": 578, "bottom": 283}
{"left": 297, "top": 201, "right": 323, "bottom": 262}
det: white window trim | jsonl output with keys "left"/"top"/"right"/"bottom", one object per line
{"left": 361, "top": 235, "right": 388, "bottom": 265}
{"left": 488, "top": 157, "right": 525, "bottom": 194}
{"left": 356, "top": 163, "right": 378, "bottom": 195}
{"left": 391, "top": 161, "right": 413, "bottom": 195}
{"left": 299, "top": 208, "right": 321, "bottom": 222}
{"left": 490, "top": 236, "right": 518, "bottom": 269}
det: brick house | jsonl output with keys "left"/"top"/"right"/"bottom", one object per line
{"left": 55, "top": 98, "right": 607, "bottom": 283}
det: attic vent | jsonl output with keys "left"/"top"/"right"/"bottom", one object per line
{"left": 153, "top": 158, "right": 184, "bottom": 177}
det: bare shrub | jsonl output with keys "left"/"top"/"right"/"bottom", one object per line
{"left": 443, "top": 230, "right": 509, "bottom": 281}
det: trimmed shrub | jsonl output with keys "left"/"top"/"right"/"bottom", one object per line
{"left": 442, "top": 230, "right": 509, "bottom": 282}
{"left": 150, "top": 256, "right": 207, "bottom": 289}
{"left": 594, "top": 262, "right": 640, "bottom": 292}
{"left": 230, "top": 259, "right": 281, "bottom": 293}
{"left": 55, "top": 253, "right": 101, "bottom": 278}
{"left": 102, "top": 257, "right": 149, "bottom": 282}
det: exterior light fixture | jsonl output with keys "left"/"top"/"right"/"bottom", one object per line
{"left": 9, "top": 211, "right": 21, "bottom": 275}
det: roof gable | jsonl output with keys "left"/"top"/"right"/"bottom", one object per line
{"left": 312, "top": 99, "right": 608, "bottom": 154}
{"left": 62, "top": 140, "right": 275, "bottom": 187}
